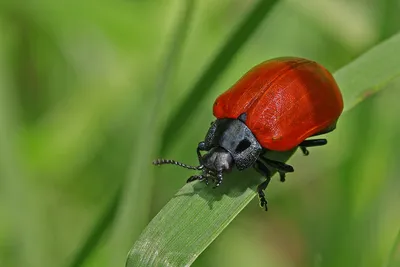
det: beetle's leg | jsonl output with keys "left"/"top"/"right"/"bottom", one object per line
{"left": 186, "top": 175, "right": 203, "bottom": 183}
{"left": 299, "top": 139, "right": 327, "bottom": 156}
{"left": 213, "top": 171, "right": 223, "bottom": 188}
{"left": 300, "top": 139, "right": 327, "bottom": 147}
{"left": 197, "top": 141, "right": 207, "bottom": 162}
{"left": 260, "top": 155, "right": 294, "bottom": 182}
{"left": 186, "top": 169, "right": 212, "bottom": 186}
{"left": 197, "top": 141, "right": 207, "bottom": 151}
{"left": 260, "top": 156, "right": 294, "bottom": 172}
{"left": 254, "top": 160, "right": 272, "bottom": 211}
{"left": 257, "top": 179, "right": 271, "bottom": 211}
{"left": 300, "top": 146, "right": 309, "bottom": 156}
{"left": 204, "top": 170, "right": 213, "bottom": 186}
{"left": 278, "top": 172, "right": 286, "bottom": 182}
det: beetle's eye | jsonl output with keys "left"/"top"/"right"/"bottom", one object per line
{"left": 235, "top": 139, "right": 251, "bottom": 153}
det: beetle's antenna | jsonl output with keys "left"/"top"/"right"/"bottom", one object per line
{"left": 153, "top": 158, "right": 204, "bottom": 170}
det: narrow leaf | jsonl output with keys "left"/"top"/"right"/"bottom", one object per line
{"left": 386, "top": 228, "right": 400, "bottom": 267}
{"left": 334, "top": 33, "right": 400, "bottom": 111}
{"left": 67, "top": 185, "right": 123, "bottom": 267}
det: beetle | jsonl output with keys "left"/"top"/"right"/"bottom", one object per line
{"left": 153, "top": 57, "right": 344, "bottom": 211}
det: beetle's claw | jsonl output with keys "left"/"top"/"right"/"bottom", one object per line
{"left": 258, "top": 191, "right": 268, "bottom": 211}
{"left": 279, "top": 172, "right": 286, "bottom": 182}
{"left": 259, "top": 196, "right": 268, "bottom": 211}
{"left": 213, "top": 173, "right": 223, "bottom": 189}
{"left": 300, "top": 146, "right": 310, "bottom": 156}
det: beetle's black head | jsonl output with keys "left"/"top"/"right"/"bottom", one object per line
{"left": 203, "top": 115, "right": 263, "bottom": 171}
{"left": 152, "top": 113, "right": 262, "bottom": 187}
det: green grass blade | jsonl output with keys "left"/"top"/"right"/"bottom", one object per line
{"left": 104, "top": 1, "right": 197, "bottom": 266}
{"left": 67, "top": 184, "right": 123, "bottom": 267}
{"left": 334, "top": 33, "right": 400, "bottom": 112}
{"left": 160, "top": 0, "right": 279, "bottom": 155}
{"left": 386, "top": 228, "right": 400, "bottom": 267}
{"left": 0, "top": 26, "right": 50, "bottom": 267}
{"left": 154, "top": 0, "right": 197, "bottom": 96}
{"left": 126, "top": 32, "right": 400, "bottom": 267}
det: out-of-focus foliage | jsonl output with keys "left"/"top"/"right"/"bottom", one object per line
{"left": 0, "top": 1, "right": 399, "bottom": 267}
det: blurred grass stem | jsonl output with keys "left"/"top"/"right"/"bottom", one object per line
{"left": 103, "top": 1, "right": 197, "bottom": 266}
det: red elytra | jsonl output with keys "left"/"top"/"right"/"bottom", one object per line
{"left": 213, "top": 57, "right": 344, "bottom": 151}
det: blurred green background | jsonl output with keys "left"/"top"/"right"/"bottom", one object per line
{"left": 1, "top": 0, "right": 400, "bottom": 267}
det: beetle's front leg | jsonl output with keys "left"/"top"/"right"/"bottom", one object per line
{"left": 197, "top": 141, "right": 207, "bottom": 163}
{"left": 213, "top": 171, "right": 223, "bottom": 188}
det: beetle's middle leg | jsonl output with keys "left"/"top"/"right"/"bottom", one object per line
{"left": 259, "top": 155, "right": 294, "bottom": 183}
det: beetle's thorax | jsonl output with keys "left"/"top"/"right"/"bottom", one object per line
{"left": 201, "top": 147, "right": 233, "bottom": 172}
{"left": 203, "top": 117, "right": 263, "bottom": 171}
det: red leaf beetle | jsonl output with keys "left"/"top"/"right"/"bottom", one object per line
{"left": 154, "top": 57, "right": 344, "bottom": 211}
